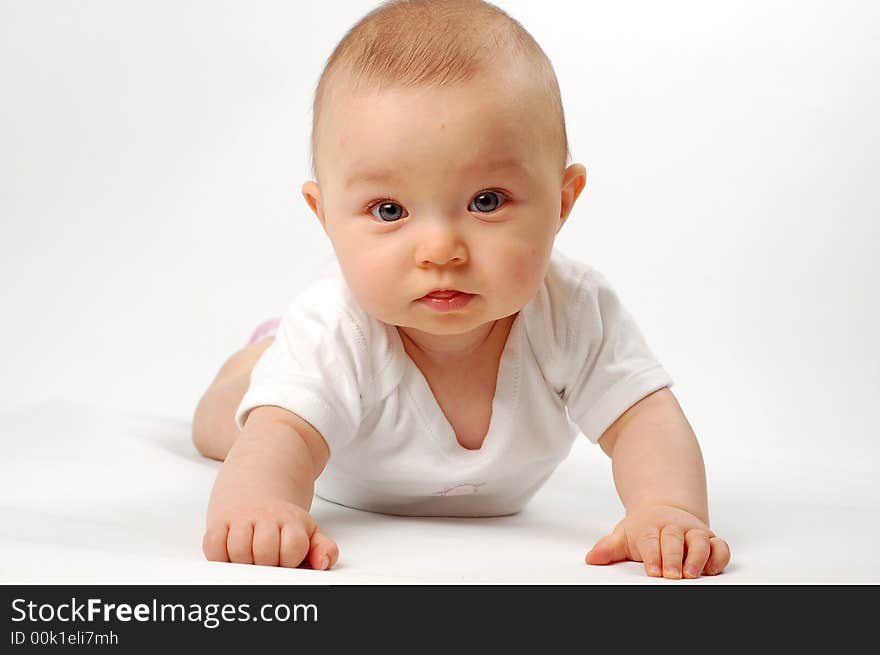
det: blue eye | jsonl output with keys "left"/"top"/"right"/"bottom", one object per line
{"left": 364, "top": 190, "right": 509, "bottom": 223}
{"left": 368, "top": 201, "right": 407, "bottom": 223}
{"left": 469, "top": 190, "right": 506, "bottom": 213}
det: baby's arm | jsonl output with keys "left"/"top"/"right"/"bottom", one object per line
{"left": 202, "top": 405, "right": 339, "bottom": 570}
{"left": 585, "top": 387, "right": 731, "bottom": 579}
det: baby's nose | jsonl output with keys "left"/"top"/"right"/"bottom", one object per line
{"left": 414, "top": 221, "right": 467, "bottom": 266}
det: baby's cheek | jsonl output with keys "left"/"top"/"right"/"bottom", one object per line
{"left": 506, "top": 244, "right": 544, "bottom": 294}
{"left": 354, "top": 270, "right": 394, "bottom": 314}
{"left": 350, "top": 256, "right": 408, "bottom": 320}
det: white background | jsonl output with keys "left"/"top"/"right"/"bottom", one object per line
{"left": 1, "top": 1, "right": 878, "bottom": 583}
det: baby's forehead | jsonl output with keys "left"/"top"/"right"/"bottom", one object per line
{"left": 325, "top": 81, "right": 551, "bottom": 140}
{"left": 337, "top": 152, "right": 539, "bottom": 187}
{"left": 316, "top": 67, "right": 564, "bottom": 176}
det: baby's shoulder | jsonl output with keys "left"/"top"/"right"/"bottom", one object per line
{"left": 522, "top": 249, "right": 597, "bottom": 349}
{"left": 544, "top": 248, "right": 599, "bottom": 300}
{"left": 281, "top": 274, "right": 404, "bottom": 406}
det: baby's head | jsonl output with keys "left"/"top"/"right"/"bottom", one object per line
{"left": 302, "top": 0, "right": 586, "bottom": 338}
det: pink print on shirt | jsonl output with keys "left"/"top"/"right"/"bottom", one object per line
{"left": 434, "top": 482, "right": 486, "bottom": 496}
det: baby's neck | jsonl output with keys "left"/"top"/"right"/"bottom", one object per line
{"left": 397, "top": 314, "right": 517, "bottom": 368}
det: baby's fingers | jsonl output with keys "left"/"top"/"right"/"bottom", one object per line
{"left": 279, "top": 524, "right": 312, "bottom": 569}
{"left": 306, "top": 528, "right": 339, "bottom": 571}
{"left": 277, "top": 523, "right": 337, "bottom": 570}
{"left": 683, "top": 529, "right": 712, "bottom": 579}
{"left": 660, "top": 525, "right": 685, "bottom": 579}
{"left": 703, "top": 537, "right": 731, "bottom": 576}
{"left": 227, "top": 522, "right": 255, "bottom": 564}
{"left": 203, "top": 524, "right": 230, "bottom": 563}
{"left": 252, "top": 521, "right": 281, "bottom": 567}
{"left": 636, "top": 530, "right": 662, "bottom": 577}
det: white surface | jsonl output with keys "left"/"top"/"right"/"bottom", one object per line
{"left": 0, "top": 400, "right": 877, "bottom": 585}
{"left": 1, "top": 2, "right": 878, "bottom": 584}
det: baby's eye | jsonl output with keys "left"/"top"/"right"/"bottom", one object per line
{"left": 365, "top": 190, "right": 508, "bottom": 223}
{"left": 368, "top": 201, "right": 408, "bottom": 223}
{"left": 469, "top": 190, "right": 507, "bottom": 213}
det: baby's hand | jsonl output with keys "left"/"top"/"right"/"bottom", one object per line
{"left": 203, "top": 499, "right": 339, "bottom": 570}
{"left": 585, "top": 504, "right": 730, "bottom": 579}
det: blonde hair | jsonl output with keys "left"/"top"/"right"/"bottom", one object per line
{"left": 309, "top": 0, "right": 570, "bottom": 181}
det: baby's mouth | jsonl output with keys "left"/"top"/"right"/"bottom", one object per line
{"left": 416, "top": 290, "right": 476, "bottom": 312}
{"left": 422, "top": 289, "right": 467, "bottom": 299}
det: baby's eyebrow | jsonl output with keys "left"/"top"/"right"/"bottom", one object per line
{"left": 345, "top": 168, "right": 402, "bottom": 188}
{"left": 344, "top": 158, "right": 528, "bottom": 189}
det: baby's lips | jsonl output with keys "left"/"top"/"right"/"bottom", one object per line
{"left": 423, "top": 289, "right": 471, "bottom": 299}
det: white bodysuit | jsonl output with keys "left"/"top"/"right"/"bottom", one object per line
{"left": 236, "top": 248, "right": 673, "bottom": 517}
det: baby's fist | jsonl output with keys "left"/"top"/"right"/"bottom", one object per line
{"left": 203, "top": 500, "right": 338, "bottom": 570}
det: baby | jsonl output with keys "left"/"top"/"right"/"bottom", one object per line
{"left": 192, "top": 0, "right": 730, "bottom": 579}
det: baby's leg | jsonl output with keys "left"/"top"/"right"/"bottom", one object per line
{"left": 192, "top": 336, "right": 275, "bottom": 461}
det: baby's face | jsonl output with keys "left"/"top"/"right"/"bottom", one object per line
{"left": 303, "top": 68, "right": 585, "bottom": 340}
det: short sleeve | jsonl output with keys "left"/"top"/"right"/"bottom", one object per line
{"left": 563, "top": 268, "right": 674, "bottom": 444}
{"left": 234, "top": 281, "right": 368, "bottom": 452}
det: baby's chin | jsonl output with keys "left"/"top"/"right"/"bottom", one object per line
{"left": 394, "top": 320, "right": 486, "bottom": 337}
{"left": 357, "top": 290, "right": 529, "bottom": 334}
{"left": 386, "top": 307, "right": 515, "bottom": 337}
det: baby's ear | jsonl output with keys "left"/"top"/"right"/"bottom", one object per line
{"left": 558, "top": 164, "right": 587, "bottom": 231}
{"left": 301, "top": 181, "right": 326, "bottom": 229}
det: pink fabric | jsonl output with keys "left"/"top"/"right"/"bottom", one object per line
{"left": 246, "top": 317, "right": 281, "bottom": 346}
